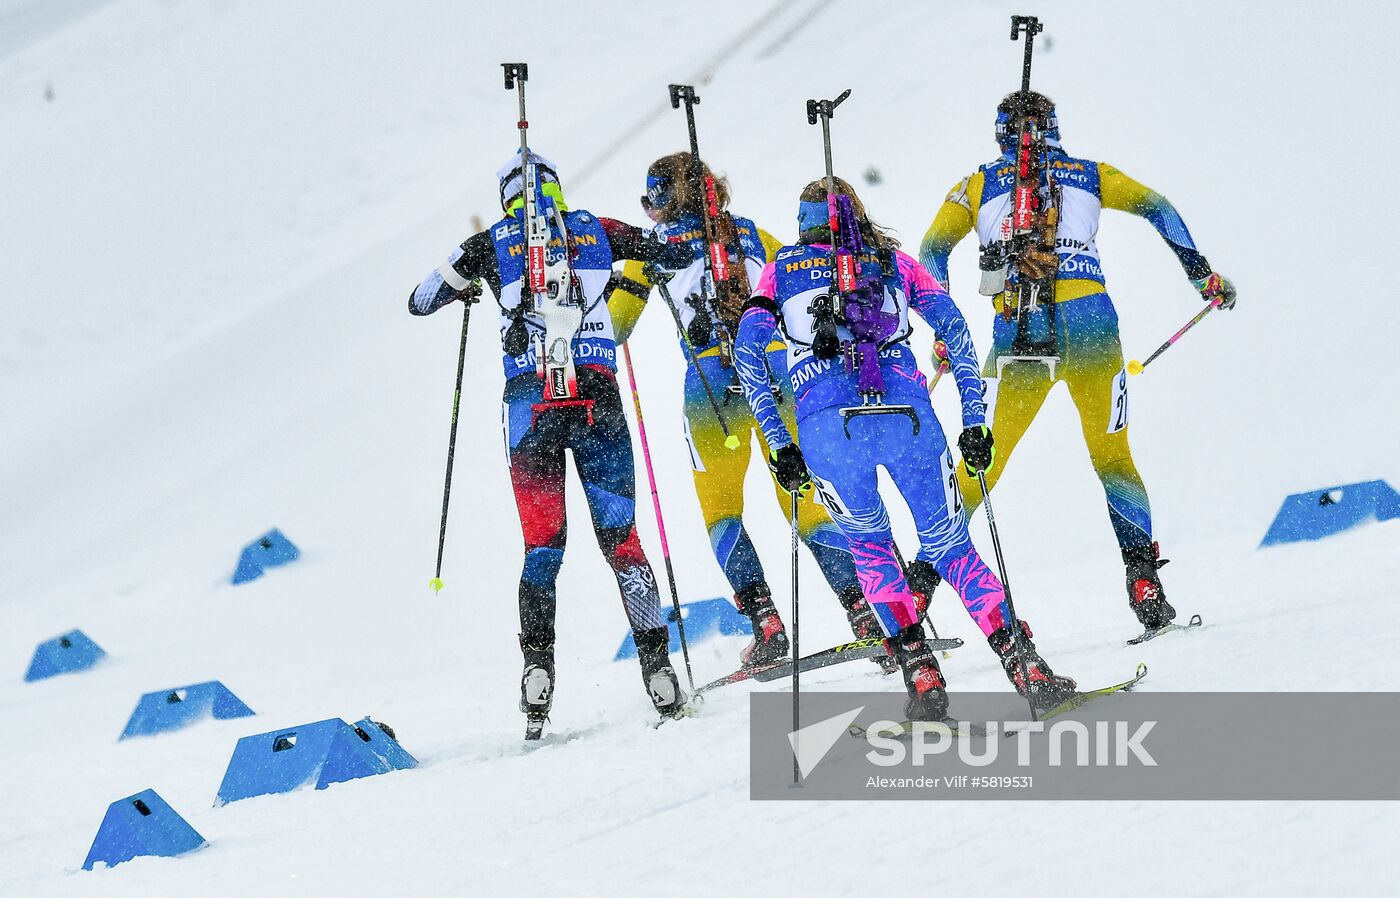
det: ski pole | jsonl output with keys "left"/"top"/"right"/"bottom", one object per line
{"left": 1127, "top": 298, "right": 1221, "bottom": 375}
{"left": 621, "top": 341, "right": 696, "bottom": 693}
{"left": 430, "top": 282, "right": 482, "bottom": 593}
{"left": 974, "top": 470, "right": 1037, "bottom": 721}
{"left": 789, "top": 487, "right": 802, "bottom": 786}
{"left": 646, "top": 266, "right": 741, "bottom": 450}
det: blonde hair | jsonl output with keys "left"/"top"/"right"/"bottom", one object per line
{"left": 646, "top": 152, "right": 729, "bottom": 222}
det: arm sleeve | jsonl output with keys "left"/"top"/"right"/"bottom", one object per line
{"left": 408, "top": 230, "right": 496, "bottom": 316}
{"left": 919, "top": 172, "right": 979, "bottom": 287}
{"left": 1098, "top": 162, "right": 1212, "bottom": 280}
{"left": 733, "top": 262, "right": 791, "bottom": 449}
{"left": 900, "top": 252, "right": 987, "bottom": 428}
{"left": 606, "top": 260, "right": 654, "bottom": 345}
{"left": 599, "top": 217, "right": 673, "bottom": 265}
{"left": 734, "top": 303, "right": 792, "bottom": 450}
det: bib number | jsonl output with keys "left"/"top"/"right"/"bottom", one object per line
{"left": 1107, "top": 367, "right": 1129, "bottom": 434}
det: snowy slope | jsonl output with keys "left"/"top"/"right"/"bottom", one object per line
{"left": 1, "top": 1, "right": 1397, "bottom": 895}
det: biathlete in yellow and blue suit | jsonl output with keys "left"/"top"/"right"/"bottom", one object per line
{"left": 920, "top": 92, "right": 1236, "bottom": 632}
{"left": 608, "top": 153, "right": 883, "bottom": 670}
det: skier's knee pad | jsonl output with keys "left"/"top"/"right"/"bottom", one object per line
{"left": 522, "top": 546, "right": 564, "bottom": 590}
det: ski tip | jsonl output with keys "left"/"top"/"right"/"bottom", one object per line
{"left": 724, "top": 434, "right": 741, "bottom": 450}
{"left": 428, "top": 577, "right": 445, "bottom": 593}
{"left": 1126, "top": 359, "right": 1144, "bottom": 376}
{"left": 1135, "top": 662, "right": 1148, "bottom": 678}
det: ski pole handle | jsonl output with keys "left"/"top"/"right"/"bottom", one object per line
{"left": 1127, "top": 298, "right": 1220, "bottom": 375}
{"left": 928, "top": 339, "right": 950, "bottom": 394}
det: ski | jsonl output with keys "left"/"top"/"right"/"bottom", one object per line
{"left": 1127, "top": 613, "right": 1203, "bottom": 646}
{"left": 847, "top": 718, "right": 989, "bottom": 740}
{"left": 1024, "top": 662, "right": 1149, "bottom": 725}
{"left": 695, "top": 635, "right": 963, "bottom": 696}
{"left": 652, "top": 704, "right": 699, "bottom": 729}
{"left": 524, "top": 713, "right": 547, "bottom": 741}
{"left": 844, "top": 666, "right": 1148, "bottom": 743}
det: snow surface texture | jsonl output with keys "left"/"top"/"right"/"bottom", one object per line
{"left": 2, "top": 1, "right": 1397, "bottom": 895}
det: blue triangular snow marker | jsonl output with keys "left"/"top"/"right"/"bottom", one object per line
{"left": 230, "top": 528, "right": 300, "bottom": 585}
{"left": 615, "top": 597, "right": 750, "bottom": 660}
{"left": 1260, "top": 479, "right": 1400, "bottom": 547}
{"left": 120, "top": 681, "right": 255, "bottom": 739}
{"left": 82, "top": 789, "right": 206, "bottom": 871}
{"left": 215, "top": 717, "right": 417, "bottom": 805}
{"left": 24, "top": 629, "right": 106, "bottom": 682}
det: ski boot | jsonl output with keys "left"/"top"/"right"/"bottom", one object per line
{"left": 735, "top": 583, "right": 789, "bottom": 668}
{"left": 904, "top": 559, "right": 941, "bottom": 623}
{"left": 987, "top": 620, "right": 1077, "bottom": 711}
{"left": 838, "top": 585, "right": 897, "bottom": 673}
{"left": 518, "top": 633, "right": 555, "bottom": 741}
{"left": 1124, "top": 542, "right": 1176, "bottom": 631}
{"left": 892, "top": 624, "right": 949, "bottom": 721}
{"left": 635, "top": 626, "right": 688, "bottom": 720}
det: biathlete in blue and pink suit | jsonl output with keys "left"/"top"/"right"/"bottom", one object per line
{"left": 733, "top": 176, "right": 1077, "bottom": 718}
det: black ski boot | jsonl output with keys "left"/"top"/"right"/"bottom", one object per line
{"left": 987, "top": 620, "right": 1076, "bottom": 711}
{"left": 1124, "top": 542, "right": 1176, "bottom": 630}
{"left": 838, "top": 585, "right": 897, "bottom": 673}
{"left": 635, "top": 626, "right": 688, "bottom": 720}
{"left": 904, "top": 559, "right": 941, "bottom": 623}
{"left": 518, "top": 632, "right": 555, "bottom": 740}
{"left": 734, "top": 583, "right": 789, "bottom": 668}
{"left": 891, "top": 624, "right": 949, "bottom": 721}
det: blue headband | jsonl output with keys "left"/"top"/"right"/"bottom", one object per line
{"left": 797, "top": 199, "right": 829, "bottom": 232}
{"left": 645, "top": 174, "right": 673, "bottom": 208}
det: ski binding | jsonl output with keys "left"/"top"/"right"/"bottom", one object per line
{"left": 1127, "top": 613, "right": 1203, "bottom": 646}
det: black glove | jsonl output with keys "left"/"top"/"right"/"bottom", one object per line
{"left": 658, "top": 237, "right": 695, "bottom": 270}
{"left": 958, "top": 425, "right": 995, "bottom": 476}
{"left": 768, "top": 444, "right": 812, "bottom": 493}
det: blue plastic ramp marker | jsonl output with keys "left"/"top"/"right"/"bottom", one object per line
{"left": 82, "top": 789, "right": 206, "bottom": 871}
{"left": 215, "top": 717, "right": 417, "bottom": 805}
{"left": 231, "top": 528, "right": 300, "bottom": 585}
{"left": 1260, "top": 479, "right": 1400, "bottom": 547}
{"left": 24, "top": 629, "right": 106, "bottom": 682}
{"left": 615, "top": 597, "right": 750, "bottom": 660}
{"left": 120, "top": 681, "right": 255, "bottom": 740}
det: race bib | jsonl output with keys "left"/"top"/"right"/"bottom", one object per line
{"left": 1107, "top": 367, "right": 1129, "bottom": 434}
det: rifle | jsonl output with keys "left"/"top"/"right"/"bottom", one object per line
{"left": 804, "top": 90, "right": 919, "bottom": 439}
{"left": 982, "top": 17, "right": 1064, "bottom": 380}
{"left": 667, "top": 84, "right": 752, "bottom": 367}
{"left": 502, "top": 63, "right": 593, "bottom": 422}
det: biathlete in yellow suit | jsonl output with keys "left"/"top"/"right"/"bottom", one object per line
{"left": 608, "top": 153, "right": 885, "bottom": 669}
{"left": 920, "top": 92, "right": 1236, "bottom": 632}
